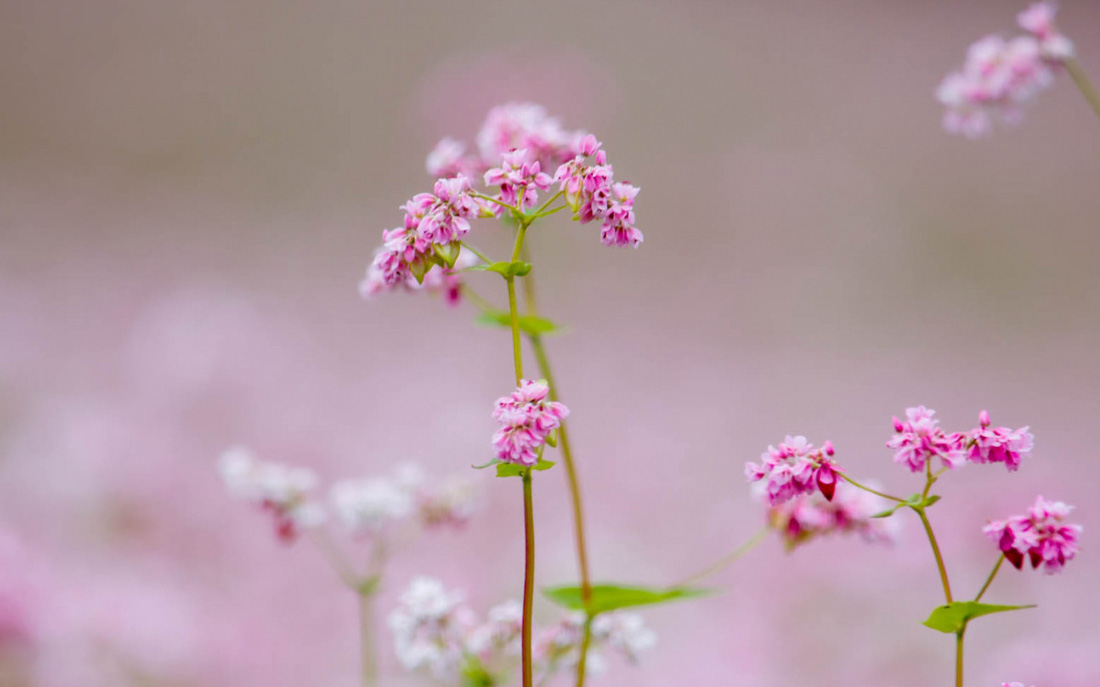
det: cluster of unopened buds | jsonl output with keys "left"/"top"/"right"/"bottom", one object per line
{"left": 388, "top": 577, "right": 655, "bottom": 686}
{"left": 219, "top": 448, "right": 478, "bottom": 543}
{"left": 937, "top": 1, "right": 1075, "bottom": 137}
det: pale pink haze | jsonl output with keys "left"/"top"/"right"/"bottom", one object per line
{"left": 744, "top": 435, "right": 842, "bottom": 506}
{"left": 983, "top": 495, "right": 1082, "bottom": 574}
{"left": 491, "top": 379, "right": 570, "bottom": 466}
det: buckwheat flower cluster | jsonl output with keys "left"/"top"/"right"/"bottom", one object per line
{"left": 330, "top": 477, "right": 414, "bottom": 535}
{"left": 964, "top": 410, "right": 1034, "bottom": 472}
{"left": 744, "top": 435, "right": 842, "bottom": 506}
{"left": 491, "top": 379, "right": 570, "bottom": 466}
{"left": 476, "top": 102, "right": 588, "bottom": 172}
{"left": 534, "top": 610, "right": 657, "bottom": 681}
{"left": 887, "top": 406, "right": 966, "bottom": 472}
{"left": 483, "top": 148, "right": 553, "bottom": 213}
{"left": 765, "top": 483, "right": 898, "bottom": 551}
{"left": 554, "top": 135, "right": 643, "bottom": 248}
{"left": 389, "top": 577, "right": 476, "bottom": 680}
{"left": 359, "top": 177, "right": 487, "bottom": 300}
{"left": 983, "top": 496, "right": 1082, "bottom": 573}
{"left": 936, "top": 1, "right": 1074, "bottom": 137}
{"left": 218, "top": 447, "right": 326, "bottom": 543}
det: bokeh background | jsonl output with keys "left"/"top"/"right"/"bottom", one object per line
{"left": 2, "top": 0, "right": 1099, "bottom": 685}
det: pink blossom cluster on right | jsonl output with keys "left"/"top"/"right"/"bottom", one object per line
{"left": 887, "top": 407, "right": 1033, "bottom": 474}
{"left": 937, "top": 2, "right": 1074, "bottom": 138}
{"left": 491, "top": 379, "right": 570, "bottom": 466}
{"left": 984, "top": 496, "right": 1082, "bottom": 574}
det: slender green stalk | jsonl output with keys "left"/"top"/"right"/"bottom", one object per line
{"left": 973, "top": 554, "right": 1005, "bottom": 603}
{"left": 506, "top": 277, "right": 524, "bottom": 383}
{"left": 839, "top": 474, "right": 907, "bottom": 504}
{"left": 358, "top": 590, "right": 377, "bottom": 687}
{"left": 914, "top": 507, "right": 953, "bottom": 603}
{"left": 460, "top": 241, "right": 494, "bottom": 265}
{"left": 574, "top": 616, "right": 593, "bottom": 687}
{"left": 955, "top": 627, "right": 966, "bottom": 687}
{"left": 521, "top": 469, "right": 536, "bottom": 687}
{"left": 1066, "top": 58, "right": 1100, "bottom": 122}
{"left": 676, "top": 527, "right": 769, "bottom": 587}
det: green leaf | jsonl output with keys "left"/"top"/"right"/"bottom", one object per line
{"left": 471, "top": 459, "right": 501, "bottom": 470}
{"left": 542, "top": 583, "right": 711, "bottom": 615}
{"left": 922, "top": 601, "right": 1037, "bottom": 634}
{"left": 465, "top": 261, "right": 532, "bottom": 278}
{"left": 474, "top": 310, "right": 562, "bottom": 336}
{"left": 870, "top": 503, "right": 904, "bottom": 519}
{"left": 496, "top": 459, "right": 555, "bottom": 478}
{"left": 433, "top": 242, "right": 461, "bottom": 269}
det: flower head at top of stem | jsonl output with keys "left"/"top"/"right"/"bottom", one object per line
{"left": 984, "top": 495, "right": 1082, "bottom": 574}
{"left": 745, "top": 435, "right": 843, "bottom": 506}
{"left": 491, "top": 379, "right": 570, "bottom": 466}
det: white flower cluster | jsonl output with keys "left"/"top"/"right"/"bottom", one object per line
{"left": 219, "top": 449, "right": 480, "bottom": 543}
{"left": 388, "top": 578, "right": 657, "bottom": 684}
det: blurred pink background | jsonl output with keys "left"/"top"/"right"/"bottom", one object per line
{"left": 2, "top": 0, "right": 1099, "bottom": 685}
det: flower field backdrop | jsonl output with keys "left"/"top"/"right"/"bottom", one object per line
{"left": 1, "top": 1, "right": 1099, "bottom": 685}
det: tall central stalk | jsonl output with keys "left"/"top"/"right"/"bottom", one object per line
{"left": 506, "top": 220, "right": 535, "bottom": 687}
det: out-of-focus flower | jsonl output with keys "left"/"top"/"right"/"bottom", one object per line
{"left": 476, "top": 102, "right": 586, "bottom": 171}
{"left": 466, "top": 600, "right": 522, "bottom": 661}
{"left": 426, "top": 137, "right": 482, "bottom": 179}
{"left": 491, "top": 379, "right": 570, "bottom": 466}
{"left": 329, "top": 478, "right": 413, "bottom": 535}
{"left": 766, "top": 482, "right": 898, "bottom": 551}
{"left": 1002, "top": 682, "right": 1035, "bottom": 687}
{"left": 963, "top": 410, "right": 1034, "bottom": 471}
{"left": 983, "top": 496, "right": 1082, "bottom": 573}
{"left": 415, "top": 475, "right": 481, "bottom": 530}
{"left": 886, "top": 406, "right": 965, "bottom": 473}
{"left": 534, "top": 610, "right": 656, "bottom": 680}
{"left": 937, "top": 2, "right": 1073, "bottom": 137}
{"left": 360, "top": 245, "right": 477, "bottom": 306}
{"left": 745, "top": 435, "right": 842, "bottom": 506}
{"left": 388, "top": 577, "right": 475, "bottom": 681}
{"left": 218, "top": 447, "right": 325, "bottom": 543}
{"left": 1018, "top": 1, "right": 1074, "bottom": 59}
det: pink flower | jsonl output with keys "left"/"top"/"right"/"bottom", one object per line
{"left": 426, "top": 137, "right": 482, "bottom": 179}
{"left": 766, "top": 482, "right": 897, "bottom": 551}
{"left": 886, "top": 406, "right": 965, "bottom": 472}
{"left": 963, "top": 410, "right": 1034, "bottom": 471}
{"left": 218, "top": 447, "right": 326, "bottom": 543}
{"left": 984, "top": 496, "right": 1082, "bottom": 574}
{"left": 416, "top": 176, "right": 481, "bottom": 245}
{"left": 476, "top": 102, "right": 586, "bottom": 171}
{"left": 1018, "top": 1, "right": 1074, "bottom": 59}
{"left": 483, "top": 148, "right": 552, "bottom": 211}
{"left": 938, "top": 3, "right": 1074, "bottom": 137}
{"left": 745, "top": 435, "right": 843, "bottom": 506}
{"left": 491, "top": 380, "right": 570, "bottom": 466}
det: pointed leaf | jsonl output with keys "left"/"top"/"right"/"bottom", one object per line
{"left": 474, "top": 310, "right": 562, "bottom": 336}
{"left": 922, "top": 601, "right": 1036, "bottom": 634}
{"left": 542, "top": 583, "right": 711, "bottom": 615}
{"left": 471, "top": 459, "right": 502, "bottom": 470}
{"left": 496, "top": 459, "right": 555, "bottom": 478}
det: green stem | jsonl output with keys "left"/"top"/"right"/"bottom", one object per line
{"left": 459, "top": 241, "right": 494, "bottom": 265}
{"left": 575, "top": 616, "right": 593, "bottom": 687}
{"left": 839, "top": 474, "right": 907, "bottom": 504}
{"left": 1066, "top": 58, "right": 1100, "bottom": 123}
{"left": 521, "top": 469, "right": 536, "bottom": 687}
{"left": 973, "top": 554, "right": 1005, "bottom": 603}
{"left": 506, "top": 278, "right": 524, "bottom": 384}
{"left": 914, "top": 507, "right": 953, "bottom": 603}
{"left": 676, "top": 527, "right": 769, "bottom": 587}
{"left": 955, "top": 626, "right": 966, "bottom": 687}
{"left": 470, "top": 191, "right": 519, "bottom": 213}
{"left": 358, "top": 590, "right": 377, "bottom": 687}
